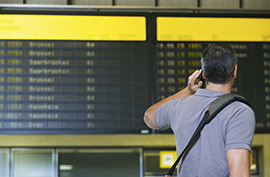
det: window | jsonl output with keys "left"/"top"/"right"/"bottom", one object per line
{"left": 12, "top": 149, "right": 54, "bottom": 177}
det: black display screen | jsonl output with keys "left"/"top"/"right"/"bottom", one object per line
{"left": 0, "top": 12, "right": 269, "bottom": 134}
{"left": 0, "top": 40, "right": 150, "bottom": 134}
{"left": 155, "top": 42, "right": 270, "bottom": 133}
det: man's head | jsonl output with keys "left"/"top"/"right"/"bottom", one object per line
{"left": 201, "top": 43, "right": 237, "bottom": 84}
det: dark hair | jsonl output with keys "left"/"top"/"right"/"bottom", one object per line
{"left": 201, "top": 43, "right": 237, "bottom": 84}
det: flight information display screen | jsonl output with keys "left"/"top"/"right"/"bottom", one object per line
{"left": 155, "top": 42, "right": 270, "bottom": 133}
{"left": 0, "top": 13, "right": 269, "bottom": 134}
{"left": 0, "top": 14, "right": 150, "bottom": 134}
{"left": 155, "top": 17, "right": 270, "bottom": 133}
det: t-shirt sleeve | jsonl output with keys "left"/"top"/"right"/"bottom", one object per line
{"left": 225, "top": 105, "right": 255, "bottom": 152}
{"left": 154, "top": 99, "right": 181, "bottom": 130}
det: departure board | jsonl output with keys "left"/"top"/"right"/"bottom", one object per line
{"left": 0, "top": 12, "right": 270, "bottom": 134}
{"left": 155, "top": 42, "right": 270, "bottom": 133}
{"left": 0, "top": 40, "right": 150, "bottom": 134}
{"left": 156, "top": 17, "right": 270, "bottom": 133}
{"left": 0, "top": 14, "right": 150, "bottom": 134}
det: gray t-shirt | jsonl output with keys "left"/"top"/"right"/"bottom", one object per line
{"left": 155, "top": 89, "right": 255, "bottom": 177}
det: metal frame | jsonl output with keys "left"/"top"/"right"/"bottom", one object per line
{"left": 1, "top": 0, "right": 269, "bottom": 9}
{"left": 139, "top": 148, "right": 144, "bottom": 177}
{"left": 53, "top": 148, "right": 58, "bottom": 177}
{"left": 0, "top": 4, "right": 270, "bottom": 14}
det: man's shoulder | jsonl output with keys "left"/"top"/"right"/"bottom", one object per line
{"left": 228, "top": 100, "right": 253, "bottom": 112}
{"left": 218, "top": 100, "right": 255, "bottom": 125}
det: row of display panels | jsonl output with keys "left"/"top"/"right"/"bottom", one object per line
{"left": 0, "top": 10, "right": 270, "bottom": 134}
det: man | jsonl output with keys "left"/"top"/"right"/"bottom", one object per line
{"left": 144, "top": 43, "right": 255, "bottom": 177}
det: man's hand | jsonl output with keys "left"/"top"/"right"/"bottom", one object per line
{"left": 144, "top": 69, "right": 204, "bottom": 129}
{"left": 188, "top": 69, "right": 204, "bottom": 94}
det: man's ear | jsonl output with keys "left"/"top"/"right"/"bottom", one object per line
{"left": 202, "top": 71, "right": 206, "bottom": 79}
{"left": 233, "top": 64, "right": 238, "bottom": 78}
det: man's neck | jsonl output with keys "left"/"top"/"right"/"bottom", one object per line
{"left": 205, "top": 82, "right": 232, "bottom": 94}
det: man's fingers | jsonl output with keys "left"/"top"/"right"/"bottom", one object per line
{"left": 197, "top": 80, "right": 203, "bottom": 89}
{"left": 188, "top": 69, "right": 201, "bottom": 83}
{"left": 188, "top": 69, "right": 203, "bottom": 94}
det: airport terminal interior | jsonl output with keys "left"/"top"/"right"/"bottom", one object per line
{"left": 0, "top": 0, "right": 270, "bottom": 176}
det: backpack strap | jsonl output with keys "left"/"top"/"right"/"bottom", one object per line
{"left": 165, "top": 93, "right": 251, "bottom": 177}
{"left": 206, "top": 93, "right": 251, "bottom": 124}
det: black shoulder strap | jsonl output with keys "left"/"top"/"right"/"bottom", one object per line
{"left": 165, "top": 94, "right": 251, "bottom": 177}
{"left": 207, "top": 94, "right": 251, "bottom": 124}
